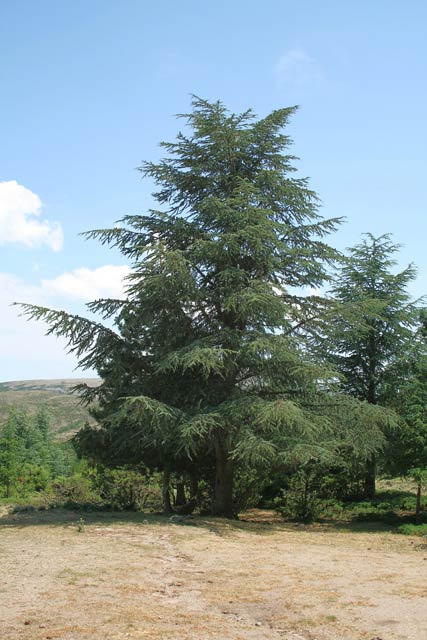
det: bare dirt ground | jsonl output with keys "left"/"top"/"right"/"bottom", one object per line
{"left": 1, "top": 509, "right": 426, "bottom": 640}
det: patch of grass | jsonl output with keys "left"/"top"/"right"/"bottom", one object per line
{"left": 76, "top": 517, "right": 86, "bottom": 532}
{"left": 397, "top": 523, "right": 427, "bottom": 536}
{"left": 57, "top": 568, "right": 96, "bottom": 585}
{"left": 323, "top": 488, "right": 427, "bottom": 526}
{"left": 305, "top": 485, "right": 427, "bottom": 534}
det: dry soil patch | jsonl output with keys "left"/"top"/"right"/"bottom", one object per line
{"left": 0, "top": 510, "right": 425, "bottom": 639}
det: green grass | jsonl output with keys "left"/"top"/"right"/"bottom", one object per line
{"left": 314, "top": 484, "right": 427, "bottom": 535}
{"left": 397, "top": 523, "right": 427, "bottom": 536}
{"left": 343, "top": 491, "right": 427, "bottom": 518}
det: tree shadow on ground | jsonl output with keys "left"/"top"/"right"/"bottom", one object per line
{"left": 1, "top": 505, "right": 419, "bottom": 538}
{"left": 0, "top": 507, "right": 288, "bottom": 536}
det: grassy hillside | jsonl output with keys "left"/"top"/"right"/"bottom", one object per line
{"left": 0, "top": 379, "right": 100, "bottom": 439}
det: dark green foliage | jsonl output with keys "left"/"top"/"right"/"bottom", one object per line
{"left": 0, "top": 413, "right": 22, "bottom": 497}
{"left": 276, "top": 476, "right": 427, "bottom": 525}
{"left": 93, "top": 467, "right": 163, "bottom": 511}
{"left": 0, "top": 408, "right": 75, "bottom": 498}
{"left": 387, "top": 347, "right": 427, "bottom": 474}
{"left": 320, "top": 234, "right": 420, "bottom": 405}
{"left": 272, "top": 454, "right": 370, "bottom": 522}
{"left": 315, "top": 234, "right": 422, "bottom": 496}
{"left": 52, "top": 461, "right": 101, "bottom": 507}
{"left": 276, "top": 467, "right": 325, "bottom": 522}
{"left": 383, "top": 318, "right": 427, "bottom": 520}
{"left": 232, "top": 466, "right": 270, "bottom": 512}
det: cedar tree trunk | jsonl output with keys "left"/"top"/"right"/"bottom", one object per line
{"left": 162, "top": 468, "right": 173, "bottom": 514}
{"left": 212, "top": 436, "right": 234, "bottom": 518}
{"left": 175, "top": 481, "right": 186, "bottom": 507}
{"left": 363, "top": 456, "right": 376, "bottom": 499}
{"left": 416, "top": 482, "right": 422, "bottom": 524}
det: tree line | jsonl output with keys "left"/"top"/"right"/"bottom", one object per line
{"left": 0, "top": 409, "right": 73, "bottom": 498}
{"left": 16, "top": 97, "right": 427, "bottom": 518}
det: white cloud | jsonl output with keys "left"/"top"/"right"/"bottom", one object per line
{"left": 41, "top": 265, "right": 131, "bottom": 300}
{"left": 0, "top": 272, "right": 45, "bottom": 308}
{"left": 0, "top": 272, "right": 69, "bottom": 379}
{"left": 0, "top": 264, "right": 131, "bottom": 381}
{"left": 0, "top": 180, "right": 63, "bottom": 251}
{"left": 275, "top": 49, "right": 323, "bottom": 88}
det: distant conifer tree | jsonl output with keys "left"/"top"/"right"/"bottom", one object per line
{"left": 316, "top": 234, "right": 421, "bottom": 497}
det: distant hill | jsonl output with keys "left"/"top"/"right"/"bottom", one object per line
{"left": 0, "top": 378, "right": 101, "bottom": 439}
{"left": 0, "top": 378, "right": 101, "bottom": 393}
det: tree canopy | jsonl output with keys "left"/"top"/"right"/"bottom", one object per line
{"left": 18, "top": 98, "right": 392, "bottom": 516}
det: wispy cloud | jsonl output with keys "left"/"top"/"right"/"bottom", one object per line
{"left": 41, "top": 265, "right": 131, "bottom": 300}
{"left": 1, "top": 264, "right": 130, "bottom": 332}
{"left": 0, "top": 264, "right": 130, "bottom": 308}
{"left": 0, "top": 272, "right": 67, "bottom": 379}
{"left": 274, "top": 48, "right": 323, "bottom": 89}
{"left": 0, "top": 265, "right": 131, "bottom": 379}
{"left": 0, "top": 180, "right": 63, "bottom": 251}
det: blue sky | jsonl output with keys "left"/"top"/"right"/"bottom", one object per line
{"left": 1, "top": 0, "right": 426, "bottom": 380}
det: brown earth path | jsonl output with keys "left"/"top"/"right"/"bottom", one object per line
{"left": 0, "top": 510, "right": 425, "bottom": 640}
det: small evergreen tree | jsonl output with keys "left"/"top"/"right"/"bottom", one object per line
{"left": 316, "top": 233, "right": 421, "bottom": 497}
{"left": 0, "top": 412, "right": 23, "bottom": 497}
{"left": 386, "top": 325, "right": 427, "bottom": 487}
{"left": 0, "top": 408, "right": 75, "bottom": 498}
